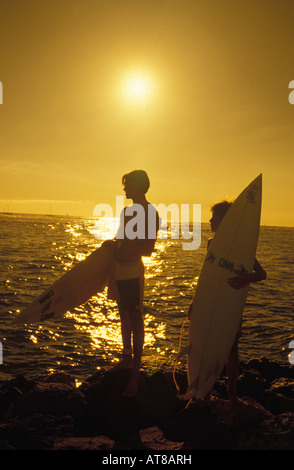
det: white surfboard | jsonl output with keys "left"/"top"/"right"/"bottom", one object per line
{"left": 11, "top": 243, "right": 115, "bottom": 326}
{"left": 181, "top": 174, "right": 262, "bottom": 399}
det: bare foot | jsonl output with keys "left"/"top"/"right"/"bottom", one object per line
{"left": 110, "top": 356, "right": 133, "bottom": 371}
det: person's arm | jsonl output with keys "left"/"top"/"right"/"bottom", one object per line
{"left": 228, "top": 258, "right": 266, "bottom": 290}
{"left": 138, "top": 209, "right": 160, "bottom": 257}
{"left": 137, "top": 238, "right": 156, "bottom": 257}
{"left": 114, "top": 207, "right": 159, "bottom": 261}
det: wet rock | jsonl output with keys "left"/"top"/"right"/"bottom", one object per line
{"left": 43, "top": 371, "right": 76, "bottom": 387}
{"left": 247, "top": 357, "right": 293, "bottom": 380}
{"left": 0, "top": 358, "right": 293, "bottom": 450}
{"left": 236, "top": 369, "right": 268, "bottom": 402}
{"left": 239, "top": 412, "right": 294, "bottom": 450}
{"left": 140, "top": 426, "right": 184, "bottom": 451}
{"left": 136, "top": 370, "right": 185, "bottom": 426}
{"left": 0, "top": 375, "right": 36, "bottom": 421}
{"left": 161, "top": 400, "right": 237, "bottom": 450}
{"left": 6, "top": 382, "right": 86, "bottom": 422}
{"left": 0, "top": 414, "right": 73, "bottom": 450}
{"left": 78, "top": 368, "right": 185, "bottom": 442}
{"left": 261, "top": 377, "right": 294, "bottom": 414}
{"left": 209, "top": 396, "right": 273, "bottom": 429}
{"left": 53, "top": 435, "right": 115, "bottom": 451}
{"left": 77, "top": 368, "right": 146, "bottom": 439}
{"left": 263, "top": 391, "right": 294, "bottom": 415}
{"left": 267, "top": 377, "right": 294, "bottom": 398}
{"left": 52, "top": 426, "right": 184, "bottom": 451}
{"left": 0, "top": 375, "right": 36, "bottom": 394}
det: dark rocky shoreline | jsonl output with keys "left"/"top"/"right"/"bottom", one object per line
{"left": 0, "top": 357, "right": 293, "bottom": 450}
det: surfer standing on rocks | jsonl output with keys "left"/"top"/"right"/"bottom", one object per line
{"left": 106, "top": 170, "right": 159, "bottom": 398}
{"left": 189, "top": 200, "right": 267, "bottom": 403}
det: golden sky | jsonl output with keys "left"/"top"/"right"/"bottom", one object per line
{"left": 1, "top": 0, "right": 294, "bottom": 226}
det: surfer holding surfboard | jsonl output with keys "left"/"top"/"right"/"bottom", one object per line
{"left": 12, "top": 168, "right": 159, "bottom": 399}
{"left": 182, "top": 176, "right": 267, "bottom": 403}
{"left": 107, "top": 170, "right": 160, "bottom": 398}
{"left": 208, "top": 200, "right": 266, "bottom": 402}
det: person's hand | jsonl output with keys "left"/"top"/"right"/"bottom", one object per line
{"left": 102, "top": 239, "right": 117, "bottom": 249}
{"left": 227, "top": 269, "right": 251, "bottom": 289}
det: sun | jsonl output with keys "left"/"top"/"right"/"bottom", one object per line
{"left": 123, "top": 73, "right": 153, "bottom": 104}
{"left": 127, "top": 77, "right": 148, "bottom": 98}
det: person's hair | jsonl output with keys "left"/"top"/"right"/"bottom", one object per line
{"left": 210, "top": 200, "right": 233, "bottom": 219}
{"left": 122, "top": 170, "right": 150, "bottom": 194}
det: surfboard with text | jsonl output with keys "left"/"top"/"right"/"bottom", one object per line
{"left": 11, "top": 243, "right": 115, "bottom": 325}
{"left": 183, "top": 174, "right": 262, "bottom": 398}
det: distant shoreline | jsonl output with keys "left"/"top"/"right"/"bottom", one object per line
{"left": 1, "top": 212, "right": 293, "bottom": 229}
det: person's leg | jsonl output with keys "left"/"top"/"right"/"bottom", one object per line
{"left": 115, "top": 277, "right": 143, "bottom": 396}
{"left": 111, "top": 308, "right": 133, "bottom": 370}
{"left": 123, "top": 307, "right": 144, "bottom": 397}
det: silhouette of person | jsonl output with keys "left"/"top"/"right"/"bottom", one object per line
{"left": 107, "top": 170, "right": 159, "bottom": 397}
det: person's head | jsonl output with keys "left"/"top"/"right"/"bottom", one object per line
{"left": 122, "top": 170, "right": 150, "bottom": 199}
{"left": 209, "top": 200, "right": 233, "bottom": 232}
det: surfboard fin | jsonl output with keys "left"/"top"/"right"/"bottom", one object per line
{"left": 177, "top": 343, "right": 191, "bottom": 361}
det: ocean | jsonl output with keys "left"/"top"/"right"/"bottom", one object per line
{"left": 0, "top": 213, "right": 293, "bottom": 385}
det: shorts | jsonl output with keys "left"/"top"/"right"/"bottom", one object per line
{"left": 116, "top": 277, "right": 141, "bottom": 312}
{"left": 115, "top": 260, "right": 144, "bottom": 312}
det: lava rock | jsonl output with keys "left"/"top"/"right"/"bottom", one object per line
{"left": 6, "top": 382, "right": 86, "bottom": 422}
{"left": 0, "top": 358, "right": 293, "bottom": 450}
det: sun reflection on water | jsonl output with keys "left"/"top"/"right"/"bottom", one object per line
{"left": 92, "top": 217, "right": 120, "bottom": 241}
{"left": 15, "top": 216, "right": 195, "bottom": 377}
{"left": 61, "top": 230, "right": 171, "bottom": 369}
{"left": 1, "top": 214, "right": 292, "bottom": 384}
